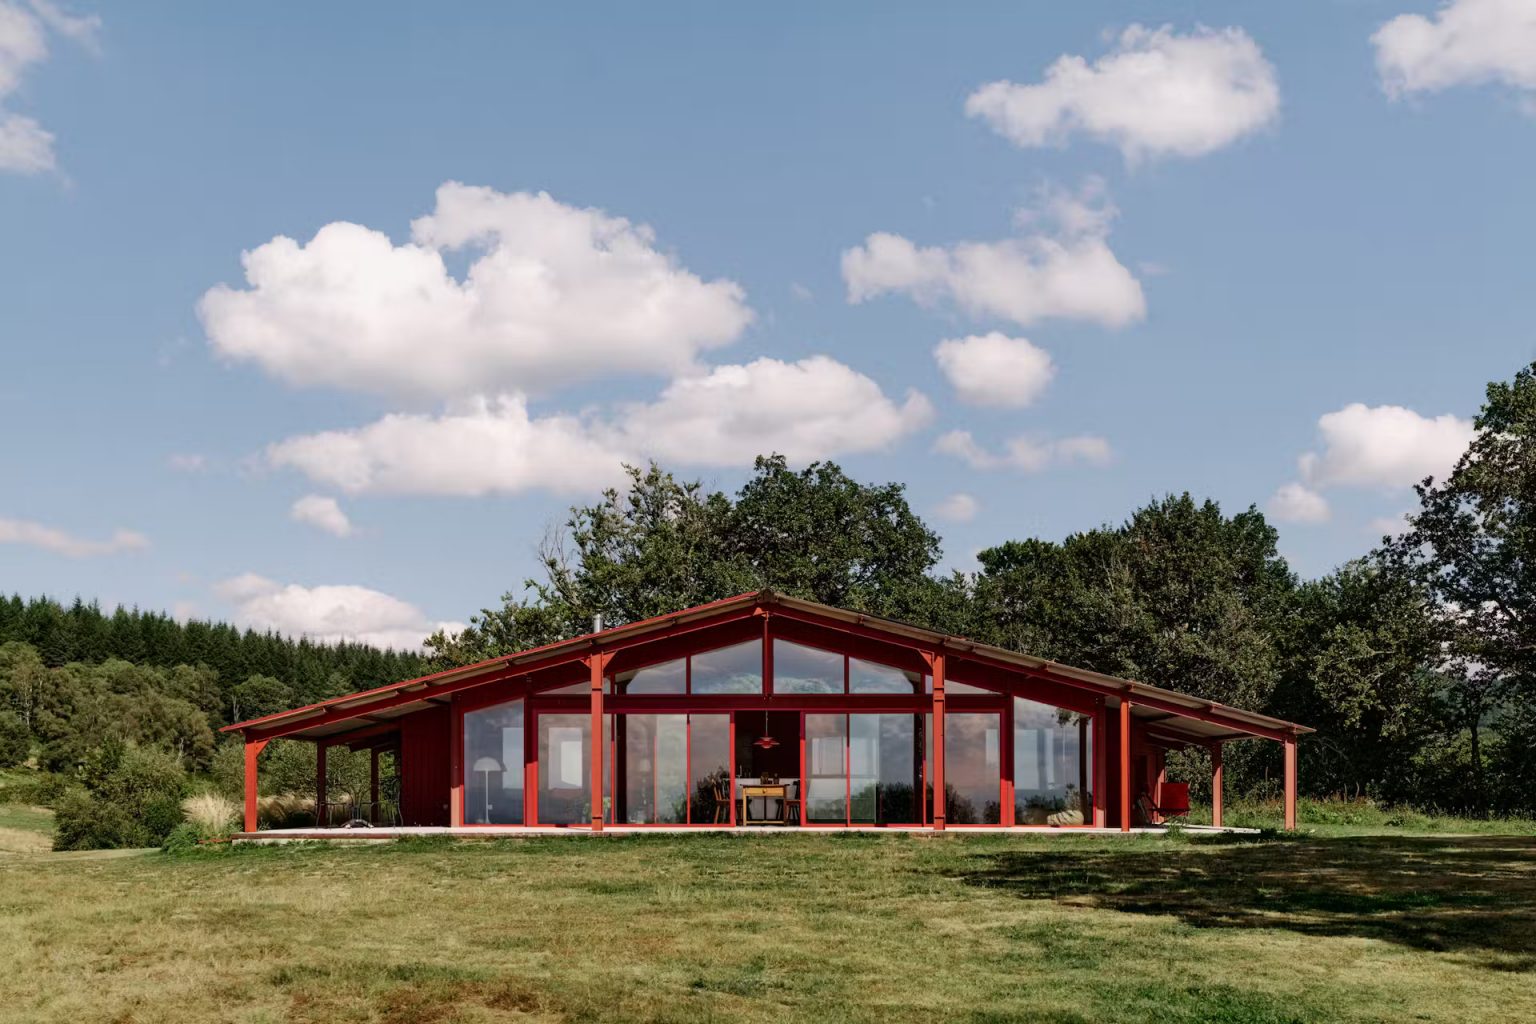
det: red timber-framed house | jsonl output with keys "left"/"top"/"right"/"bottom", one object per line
{"left": 224, "top": 591, "right": 1310, "bottom": 837}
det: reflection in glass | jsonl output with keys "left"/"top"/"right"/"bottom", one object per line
{"left": 849, "top": 658, "right": 924, "bottom": 694}
{"left": 849, "top": 714, "right": 922, "bottom": 824}
{"left": 945, "top": 712, "right": 1002, "bottom": 824}
{"left": 613, "top": 658, "right": 686, "bottom": 695}
{"left": 774, "top": 640, "right": 843, "bottom": 693}
{"left": 1013, "top": 698, "right": 1093, "bottom": 825}
{"left": 690, "top": 640, "right": 762, "bottom": 694}
{"left": 537, "top": 713, "right": 590, "bottom": 825}
{"left": 688, "top": 714, "right": 731, "bottom": 824}
{"left": 620, "top": 714, "right": 688, "bottom": 823}
{"left": 464, "top": 699, "right": 524, "bottom": 824}
{"left": 806, "top": 713, "right": 847, "bottom": 822}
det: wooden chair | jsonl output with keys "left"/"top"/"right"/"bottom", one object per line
{"left": 710, "top": 780, "right": 730, "bottom": 824}
{"left": 780, "top": 780, "right": 802, "bottom": 824}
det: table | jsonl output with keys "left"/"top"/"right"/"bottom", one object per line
{"left": 739, "top": 784, "right": 788, "bottom": 825}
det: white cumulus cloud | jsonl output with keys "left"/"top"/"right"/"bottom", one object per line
{"left": 1298, "top": 403, "right": 1474, "bottom": 490}
{"left": 0, "top": 516, "right": 146, "bottom": 557}
{"left": 935, "top": 429, "right": 1113, "bottom": 473}
{"left": 199, "top": 182, "right": 753, "bottom": 401}
{"left": 934, "top": 492, "right": 979, "bottom": 523}
{"left": 290, "top": 494, "right": 352, "bottom": 537}
{"left": 933, "top": 332, "right": 1055, "bottom": 407}
{"left": 213, "top": 574, "right": 462, "bottom": 651}
{"left": 267, "top": 356, "right": 932, "bottom": 497}
{"left": 842, "top": 181, "right": 1145, "bottom": 330}
{"left": 965, "top": 24, "right": 1279, "bottom": 162}
{"left": 1266, "top": 482, "right": 1331, "bottom": 524}
{"left": 0, "top": 1, "right": 100, "bottom": 174}
{"left": 1374, "top": 0, "right": 1536, "bottom": 101}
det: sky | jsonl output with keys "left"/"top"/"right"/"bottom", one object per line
{"left": 1, "top": 1, "right": 1534, "bottom": 650}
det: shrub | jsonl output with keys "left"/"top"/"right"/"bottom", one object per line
{"left": 0, "top": 711, "right": 29, "bottom": 768}
{"left": 52, "top": 743, "right": 189, "bottom": 851}
{"left": 182, "top": 792, "right": 239, "bottom": 834}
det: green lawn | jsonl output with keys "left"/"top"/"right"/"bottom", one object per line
{"left": 0, "top": 802, "right": 52, "bottom": 854}
{"left": 1, "top": 829, "right": 1534, "bottom": 1024}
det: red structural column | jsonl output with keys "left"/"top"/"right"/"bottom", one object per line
{"left": 449, "top": 695, "right": 465, "bottom": 828}
{"left": 370, "top": 747, "right": 380, "bottom": 824}
{"left": 590, "top": 653, "right": 607, "bottom": 831}
{"left": 1283, "top": 735, "right": 1298, "bottom": 831}
{"left": 1093, "top": 698, "right": 1107, "bottom": 828}
{"left": 243, "top": 738, "right": 269, "bottom": 833}
{"left": 315, "top": 743, "right": 328, "bottom": 828}
{"left": 931, "top": 651, "right": 946, "bottom": 831}
{"left": 1119, "top": 698, "right": 1132, "bottom": 832}
{"left": 1210, "top": 742, "right": 1224, "bottom": 829}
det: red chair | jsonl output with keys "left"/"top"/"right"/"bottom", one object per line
{"left": 1147, "top": 782, "right": 1190, "bottom": 824}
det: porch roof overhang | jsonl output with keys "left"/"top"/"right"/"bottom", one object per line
{"left": 222, "top": 590, "right": 1312, "bottom": 744}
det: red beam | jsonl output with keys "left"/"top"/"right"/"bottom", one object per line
{"left": 590, "top": 653, "right": 608, "bottom": 831}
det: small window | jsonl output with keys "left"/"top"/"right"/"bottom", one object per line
{"left": 849, "top": 657, "right": 923, "bottom": 694}
{"left": 613, "top": 657, "right": 686, "bottom": 694}
{"left": 690, "top": 640, "right": 763, "bottom": 694}
{"left": 773, "top": 639, "right": 843, "bottom": 693}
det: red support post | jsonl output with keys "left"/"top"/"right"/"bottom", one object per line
{"left": 932, "top": 651, "right": 946, "bottom": 831}
{"left": 1119, "top": 698, "right": 1132, "bottom": 832}
{"left": 243, "top": 738, "right": 268, "bottom": 833}
{"left": 1283, "top": 735, "right": 1297, "bottom": 831}
{"left": 449, "top": 695, "right": 465, "bottom": 828}
{"left": 1210, "top": 742, "right": 1224, "bottom": 829}
{"left": 1093, "top": 698, "right": 1107, "bottom": 828}
{"left": 590, "top": 652, "right": 606, "bottom": 831}
{"left": 370, "top": 747, "right": 380, "bottom": 823}
{"left": 316, "top": 742, "right": 328, "bottom": 828}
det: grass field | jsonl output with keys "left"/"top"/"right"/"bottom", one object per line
{"left": 2, "top": 825, "right": 1534, "bottom": 1024}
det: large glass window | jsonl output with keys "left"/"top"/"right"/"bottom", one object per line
{"left": 613, "top": 658, "right": 685, "bottom": 695}
{"left": 849, "top": 658, "right": 924, "bottom": 694}
{"left": 537, "top": 713, "right": 591, "bottom": 825}
{"left": 688, "top": 714, "right": 731, "bottom": 823}
{"left": 464, "top": 699, "right": 524, "bottom": 824}
{"left": 690, "top": 640, "right": 762, "bottom": 694}
{"left": 1013, "top": 698, "right": 1093, "bottom": 826}
{"left": 774, "top": 640, "right": 843, "bottom": 693}
{"left": 619, "top": 714, "right": 688, "bottom": 824}
{"left": 849, "top": 714, "right": 922, "bottom": 824}
{"left": 805, "top": 713, "right": 848, "bottom": 822}
{"left": 945, "top": 712, "right": 1002, "bottom": 824}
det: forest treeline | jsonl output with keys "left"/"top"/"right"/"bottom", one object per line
{"left": 5, "top": 362, "right": 1536, "bottom": 836}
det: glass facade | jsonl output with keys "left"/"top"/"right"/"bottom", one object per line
{"left": 1012, "top": 698, "right": 1093, "bottom": 825}
{"left": 945, "top": 712, "right": 1002, "bottom": 824}
{"left": 618, "top": 714, "right": 689, "bottom": 823}
{"left": 537, "top": 712, "right": 591, "bottom": 825}
{"left": 774, "top": 640, "right": 843, "bottom": 693}
{"left": 463, "top": 698, "right": 524, "bottom": 824}
{"left": 690, "top": 640, "right": 762, "bottom": 694}
{"left": 463, "top": 638, "right": 1094, "bottom": 830}
{"left": 849, "top": 658, "right": 923, "bottom": 694}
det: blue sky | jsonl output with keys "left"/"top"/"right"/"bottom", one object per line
{"left": 2, "top": 2, "right": 1534, "bottom": 649}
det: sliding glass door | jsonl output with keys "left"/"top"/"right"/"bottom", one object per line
{"left": 805, "top": 712, "right": 924, "bottom": 825}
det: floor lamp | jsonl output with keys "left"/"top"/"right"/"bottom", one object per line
{"left": 472, "top": 757, "right": 501, "bottom": 824}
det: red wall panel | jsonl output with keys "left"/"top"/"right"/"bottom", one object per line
{"left": 398, "top": 705, "right": 451, "bottom": 826}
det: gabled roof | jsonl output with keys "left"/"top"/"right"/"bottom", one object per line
{"left": 223, "top": 589, "right": 1311, "bottom": 743}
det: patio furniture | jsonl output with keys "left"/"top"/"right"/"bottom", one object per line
{"left": 1138, "top": 782, "right": 1191, "bottom": 825}
{"left": 740, "top": 783, "right": 787, "bottom": 824}
{"left": 780, "top": 780, "right": 802, "bottom": 824}
{"left": 709, "top": 779, "right": 730, "bottom": 823}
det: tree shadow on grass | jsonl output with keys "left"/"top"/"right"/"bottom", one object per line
{"left": 955, "top": 834, "right": 1536, "bottom": 972}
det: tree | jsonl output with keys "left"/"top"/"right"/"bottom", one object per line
{"left": 1392, "top": 361, "right": 1536, "bottom": 810}
{"left": 429, "top": 457, "right": 947, "bottom": 666}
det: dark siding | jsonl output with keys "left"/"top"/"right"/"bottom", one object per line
{"left": 398, "top": 705, "right": 451, "bottom": 826}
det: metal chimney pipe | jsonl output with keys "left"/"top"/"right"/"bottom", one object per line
{"left": 592, "top": 613, "right": 604, "bottom": 634}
